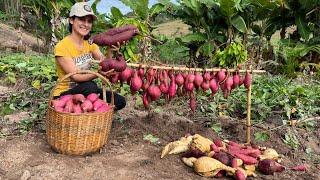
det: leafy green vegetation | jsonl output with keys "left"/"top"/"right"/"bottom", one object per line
{"left": 196, "top": 74, "right": 320, "bottom": 122}
{"left": 0, "top": 53, "right": 57, "bottom": 133}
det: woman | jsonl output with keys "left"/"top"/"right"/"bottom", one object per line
{"left": 53, "top": 2, "right": 126, "bottom": 111}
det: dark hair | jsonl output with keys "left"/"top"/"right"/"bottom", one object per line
{"left": 68, "top": 16, "right": 91, "bottom": 40}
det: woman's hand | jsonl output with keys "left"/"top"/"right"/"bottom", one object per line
{"left": 98, "top": 66, "right": 116, "bottom": 77}
{"left": 110, "top": 41, "right": 126, "bottom": 52}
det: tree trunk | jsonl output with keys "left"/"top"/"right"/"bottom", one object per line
{"left": 3, "top": 0, "right": 20, "bottom": 26}
{"left": 280, "top": 27, "right": 286, "bottom": 39}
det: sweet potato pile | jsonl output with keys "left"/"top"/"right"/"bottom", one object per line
{"left": 51, "top": 93, "right": 112, "bottom": 114}
{"left": 161, "top": 134, "right": 309, "bottom": 179}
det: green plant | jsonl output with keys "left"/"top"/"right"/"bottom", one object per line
{"left": 196, "top": 73, "right": 320, "bottom": 124}
{"left": 152, "top": 39, "right": 189, "bottom": 64}
{"left": 282, "top": 128, "right": 300, "bottom": 149}
{"left": 212, "top": 42, "right": 248, "bottom": 68}
{"left": 0, "top": 53, "right": 57, "bottom": 134}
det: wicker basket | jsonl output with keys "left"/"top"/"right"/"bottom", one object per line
{"left": 46, "top": 70, "right": 114, "bottom": 156}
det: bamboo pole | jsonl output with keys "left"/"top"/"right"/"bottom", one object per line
{"left": 246, "top": 70, "right": 253, "bottom": 144}
{"left": 126, "top": 63, "right": 266, "bottom": 73}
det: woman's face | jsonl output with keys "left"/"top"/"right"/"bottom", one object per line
{"left": 70, "top": 16, "right": 93, "bottom": 37}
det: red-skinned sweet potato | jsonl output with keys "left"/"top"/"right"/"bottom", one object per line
{"left": 92, "top": 29, "right": 139, "bottom": 46}
{"left": 105, "top": 25, "right": 138, "bottom": 36}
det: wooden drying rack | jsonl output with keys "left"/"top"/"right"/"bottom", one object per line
{"left": 93, "top": 59, "right": 266, "bottom": 143}
{"left": 125, "top": 63, "right": 266, "bottom": 144}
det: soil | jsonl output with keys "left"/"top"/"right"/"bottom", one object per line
{"left": 0, "top": 99, "right": 319, "bottom": 180}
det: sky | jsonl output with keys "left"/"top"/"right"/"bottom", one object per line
{"left": 93, "top": 0, "right": 176, "bottom": 15}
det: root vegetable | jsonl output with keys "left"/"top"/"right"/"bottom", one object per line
{"left": 231, "top": 158, "right": 243, "bottom": 168}
{"left": 130, "top": 71, "right": 143, "bottom": 93}
{"left": 201, "top": 81, "right": 210, "bottom": 91}
{"left": 59, "top": 94, "right": 73, "bottom": 103}
{"left": 142, "top": 79, "right": 151, "bottom": 92}
{"left": 212, "top": 152, "right": 231, "bottom": 166}
{"left": 120, "top": 67, "right": 133, "bottom": 83}
{"left": 168, "top": 75, "right": 177, "bottom": 99}
{"left": 224, "top": 76, "right": 233, "bottom": 92}
{"left": 64, "top": 99, "right": 74, "bottom": 113}
{"left": 108, "top": 29, "right": 139, "bottom": 45}
{"left": 54, "top": 106, "right": 64, "bottom": 112}
{"left": 209, "top": 78, "right": 219, "bottom": 95}
{"left": 193, "top": 157, "right": 236, "bottom": 177}
{"left": 93, "top": 99, "right": 105, "bottom": 110}
{"left": 91, "top": 32, "right": 111, "bottom": 46}
{"left": 175, "top": 73, "right": 184, "bottom": 86}
{"left": 203, "top": 72, "right": 211, "bottom": 81}
{"left": 187, "top": 73, "right": 195, "bottom": 83}
{"left": 142, "top": 93, "right": 149, "bottom": 109}
{"left": 147, "top": 84, "right": 161, "bottom": 101}
{"left": 290, "top": 164, "right": 308, "bottom": 171}
{"left": 159, "top": 82, "right": 169, "bottom": 94}
{"left": 182, "top": 149, "right": 206, "bottom": 158}
{"left": 210, "top": 143, "right": 220, "bottom": 152}
{"left": 95, "top": 104, "right": 111, "bottom": 113}
{"left": 73, "top": 103, "right": 82, "bottom": 114}
{"left": 137, "top": 67, "right": 144, "bottom": 77}
{"left": 258, "top": 159, "right": 285, "bottom": 175}
{"left": 99, "top": 58, "right": 113, "bottom": 72}
{"left": 232, "top": 73, "right": 240, "bottom": 89}
{"left": 244, "top": 71, "right": 251, "bottom": 89}
{"left": 259, "top": 148, "right": 279, "bottom": 160}
{"left": 194, "top": 72, "right": 203, "bottom": 88}
{"left": 72, "top": 94, "right": 85, "bottom": 103}
{"left": 81, "top": 99, "right": 93, "bottom": 112}
{"left": 147, "top": 68, "right": 155, "bottom": 79}
{"left": 51, "top": 99, "right": 65, "bottom": 108}
{"left": 234, "top": 169, "right": 246, "bottom": 180}
{"left": 228, "top": 141, "right": 243, "bottom": 148}
{"left": 232, "top": 152, "right": 258, "bottom": 165}
{"left": 86, "top": 93, "right": 99, "bottom": 103}
{"left": 191, "top": 134, "right": 213, "bottom": 153}
{"left": 110, "top": 73, "right": 119, "bottom": 84}
{"left": 207, "top": 151, "right": 216, "bottom": 158}
{"left": 216, "top": 69, "right": 226, "bottom": 83}
{"left": 182, "top": 157, "right": 197, "bottom": 167}
{"left": 214, "top": 170, "right": 225, "bottom": 178}
{"left": 105, "top": 25, "right": 138, "bottom": 36}
{"left": 92, "top": 29, "right": 138, "bottom": 46}
{"left": 184, "top": 81, "right": 194, "bottom": 92}
{"left": 213, "top": 139, "right": 224, "bottom": 147}
{"left": 114, "top": 54, "right": 127, "bottom": 72}
{"left": 189, "top": 93, "right": 196, "bottom": 112}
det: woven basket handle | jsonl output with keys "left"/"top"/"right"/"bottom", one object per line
{"left": 49, "top": 70, "right": 114, "bottom": 106}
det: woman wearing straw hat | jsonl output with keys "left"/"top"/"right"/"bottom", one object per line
{"left": 53, "top": 2, "right": 126, "bottom": 110}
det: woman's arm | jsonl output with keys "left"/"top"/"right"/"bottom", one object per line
{"left": 56, "top": 56, "right": 97, "bottom": 82}
{"left": 92, "top": 47, "right": 112, "bottom": 61}
{"left": 92, "top": 47, "right": 105, "bottom": 61}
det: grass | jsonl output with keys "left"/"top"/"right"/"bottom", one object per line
{"left": 151, "top": 20, "right": 190, "bottom": 38}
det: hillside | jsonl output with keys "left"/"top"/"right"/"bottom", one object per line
{"left": 0, "top": 22, "right": 43, "bottom": 53}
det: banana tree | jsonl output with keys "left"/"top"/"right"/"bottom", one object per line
{"left": 169, "top": 0, "right": 249, "bottom": 67}
{"left": 23, "top": 0, "right": 77, "bottom": 52}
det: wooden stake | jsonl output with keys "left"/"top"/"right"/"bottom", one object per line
{"left": 246, "top": 73, "right": 252, "bottom": 144}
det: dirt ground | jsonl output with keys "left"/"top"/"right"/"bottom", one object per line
{"left": 0, "top": 98, "right": 320, "bottom": 180}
